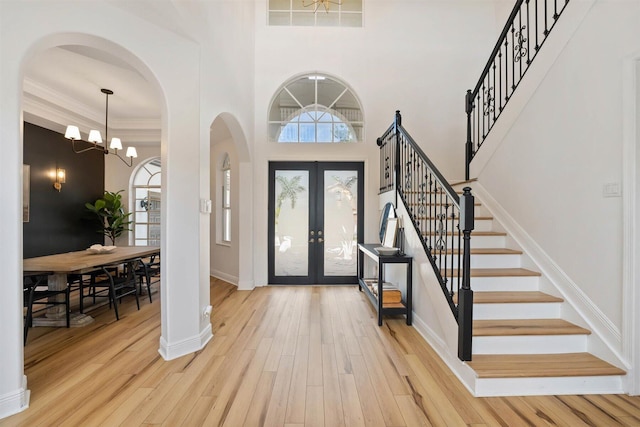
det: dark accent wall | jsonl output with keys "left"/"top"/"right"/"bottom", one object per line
{"left": 23, "top": 123, "right": 105, "bottom": 258}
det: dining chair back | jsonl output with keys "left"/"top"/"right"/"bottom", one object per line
{"left": 79, "top": 260, "right": 140, "bottom": 320}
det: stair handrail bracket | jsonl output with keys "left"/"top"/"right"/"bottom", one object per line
{"left": 465, "top": 0, "right": 570, "bottom": 180}
{"left": 378, "top": 111, "right": 474, "bottom": 361}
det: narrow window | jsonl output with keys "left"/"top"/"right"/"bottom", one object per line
{"left": 132, "top": 158, "right": 161, "bottom": 246}
{"left": 222, "top": 154, "right": 231, "bottom": 242}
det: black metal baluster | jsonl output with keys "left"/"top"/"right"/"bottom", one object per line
{"left": 511, "top": 22, "right": 515, "bottom": 90}
{"left": 554, "top": 0, "right": 558, "bottom": 19}
{"left": 498, "top": 49, "right": 502, "bottom": 112}
{"left": 457, "top": 208, "right": 462, "bottom": 294}
{"left": 518, "top": 9, "right": 523, "bottom": 79}
{"left": 504, "top": 38, "right": 509, "bottom": 101}
{"left": 526, "top": 0, "right": 531, "bottom": 64}
{"left": 443, "top": 202, "right": 450, "bottom": 298}
{"left": 492, "top": 62, "right": 497, "bottom": 123}
{"left": 481, "top": 83, "right": 486, "bottom": 138}
{"left": 476, "top": 93, "right": 480, "bottom": 150}
{"left": 535, "top": 0, "right": 539, "bottom": 50}
{"left": 544, "top": 0, "right": 548, "bottom": 35}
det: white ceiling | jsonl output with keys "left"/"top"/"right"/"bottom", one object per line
{"left": 23, "top": 44, "right": 162, "bottom": 145}
{"left": 21, "top": 0, "right": 213, "bottom": 145}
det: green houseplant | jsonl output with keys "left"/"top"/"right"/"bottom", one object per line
{"left": 86, "top": 190, "right": 133, "bottom": 245}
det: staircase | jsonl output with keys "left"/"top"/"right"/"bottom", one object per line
{"left": 449, "top": 181, "right": 626, "bottom": 396}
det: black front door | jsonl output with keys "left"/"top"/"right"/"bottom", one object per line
{"left": 268, "top": 161, "right": 364, "bottom": 284}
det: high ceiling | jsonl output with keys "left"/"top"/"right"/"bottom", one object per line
{"left": 23, "top": 44, "right": 162, "bottom": 145}
{"left": 19, "top": 0, "right": 207, "bottom": 146}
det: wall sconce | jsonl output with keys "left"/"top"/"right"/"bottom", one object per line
{"left": 53, "top": 168, "right": 66, "bottom": 192}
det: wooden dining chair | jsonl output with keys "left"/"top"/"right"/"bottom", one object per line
{"left": 79, "top": 260, "right": 139, "bottom": 320}
{"left": 133, "top": 254, "right": 160, "bottom": 303}
{"left": 23, "top": 272, "right": 70, "bottom": 345}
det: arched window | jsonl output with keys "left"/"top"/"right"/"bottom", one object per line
{"left": 132, "top": 158, "right": 161, "bottom": 246}
{"left": 221, "top": 154, "right": 231, "bottom": 243}
{"left": 268, "top": 73, "right": 364, "bottom": 143}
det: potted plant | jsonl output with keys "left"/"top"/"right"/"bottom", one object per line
{"left": 86, "top": 190, "right": 133, "bottom": 245}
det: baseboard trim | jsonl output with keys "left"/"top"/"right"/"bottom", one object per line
{"left": 411, "top": 313, "right": 477, "bottom": 396}
{"left": 0, "top": 375, "right": 29, "bottom": 420}
{"left": 158, "top": 324, "right": 213, "bottom": 361}
{"left": 210, "top": 269, "right": 238, "bottom": 286}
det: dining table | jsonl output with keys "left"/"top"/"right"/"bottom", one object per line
{"left": 23, "top": 245, "right": 160, "bottom": 327}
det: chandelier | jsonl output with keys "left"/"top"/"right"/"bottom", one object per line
{"left": 64, "top": 88, "right": 138, "bottom": 167}
{"left": 303, "top": 0, "right": 342, "bottom": 13}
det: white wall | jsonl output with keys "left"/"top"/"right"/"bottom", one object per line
{"left": 0, "top": 1, "right": 211, "bottom": 417}
{"left": 197, "top": 1, "right": 255, "bottom": 289}
{"left": 210, "top": 138, "right": 240, "bottom": 283}
{"left": 251, "top": 1, "right": 504, "bottom": 285}
{"left": 478, "top": 2, "right": 640, "bottom": 352}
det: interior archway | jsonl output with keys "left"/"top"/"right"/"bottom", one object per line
{"left": 19, "top": 32, "right": 167, "bottom": 406}
{"left": 209, "top": 113, "right": 251, "bottom": 288}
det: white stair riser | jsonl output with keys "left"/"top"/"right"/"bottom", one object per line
{"left": 473, "top": 302, "right": 561, "bottom": 320}
{"left": 414, "top": 218, "right": 494, "bottom": 232}
{"left": 436, "top": 235, "right": 506, "bottom": 249}
{"left": 473, "top": 334, "right": 587, "bottom": 355}
{"left": 473, "top": 375, "right": 625, "bottom": 397}
{"left": 447, "top": 254, "right": 522, "bottom": 269}
{"left": 470, "top": 275, "right": 540, "bottom": 292}
{"left": 469, "top": 219, "right": 493, "bottom": 232}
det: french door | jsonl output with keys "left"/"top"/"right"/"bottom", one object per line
{"left": 268, "top": 161, "right": 364, "bottom": 284}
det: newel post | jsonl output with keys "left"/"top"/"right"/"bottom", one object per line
{"left": 458, "top": 186, "right": 474, "bottom": 361}
{"left": 394, "top": 110, "right": 402, "bottom": 203}
{"left": 465, "top": 90, "right": 473, "bottom": 181}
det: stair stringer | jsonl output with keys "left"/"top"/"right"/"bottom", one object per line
{"left": 470, "top": 181, "right": 629, "bottom": 373}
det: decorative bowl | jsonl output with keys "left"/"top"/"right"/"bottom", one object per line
{"left": 374, "top": 246, "right": 399, "bottom": 256}
{"left": 87, "top": 244, "right": 117, "bottom": 254}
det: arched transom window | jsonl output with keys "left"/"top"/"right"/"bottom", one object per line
{"left": 269, "top": 73, "right": 364, "bottom": 143}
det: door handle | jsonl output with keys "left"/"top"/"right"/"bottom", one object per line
{"left": 318, "top": 237, "right": 324, "bottom": 243}
{"left": 309, "top": 238, "right": 315, "bottom": 243}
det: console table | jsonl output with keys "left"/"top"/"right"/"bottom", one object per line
{"left": 357, "top": 243, "right": 412, "bottom": 326}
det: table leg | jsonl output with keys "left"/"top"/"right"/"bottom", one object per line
{"left": 31, "top": 273, "right": 94, "bottom": 327}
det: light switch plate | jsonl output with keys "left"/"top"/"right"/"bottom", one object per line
{"left": 603, "top": 182, "right": 621, "bottom": 198}
{"left": 200, "top": 198, "right": 212, "bottom": 213}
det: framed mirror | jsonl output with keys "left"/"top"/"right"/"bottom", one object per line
{"left": 379, "top": 202, "right": 396, "bottom": 243}
{"left": 382, "top": 218, "right": 398, "bottom": 248}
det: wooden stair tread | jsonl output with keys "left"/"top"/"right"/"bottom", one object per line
{"left": 468, "top": 353, "right": 626, "bottom": 378}
{"left": 413, "top": 216, "right": 493, "bottom": 221}
{"left": 404, "top": 190, "right": 464, "bottom": 195}
{"left": 444, "top": 247, "right": 522, "bottom": 255}
{"left": 423, "top": 231, "right": 506, "bottom": 237}
{"left": 449, "top": 268, "right": 541, "bottom": 278}
{"left": 450, "top": 178, "right": 478, "bottom": 186}
{"left": 473, "top": 319, "right": 591, "bottom": 336}
{"left": 454, "top": 291, "right": 563, "bottom": 304}
{"left": 406, "top": 201, "right": 481, "bottom": 206}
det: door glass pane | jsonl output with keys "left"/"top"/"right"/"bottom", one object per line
{"left": 274, "top": 170, "right": 309, "bottom": 276}
{"left": 324, "top": 170, "right": 358, "bottom": 276}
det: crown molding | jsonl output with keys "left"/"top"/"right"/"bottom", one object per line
{"left": 22, "top": 78, "right": 161, "bottom": 144}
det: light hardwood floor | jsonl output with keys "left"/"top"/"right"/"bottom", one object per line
{"left": 3, "top": 278, "right": 640, "bottom": 426}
